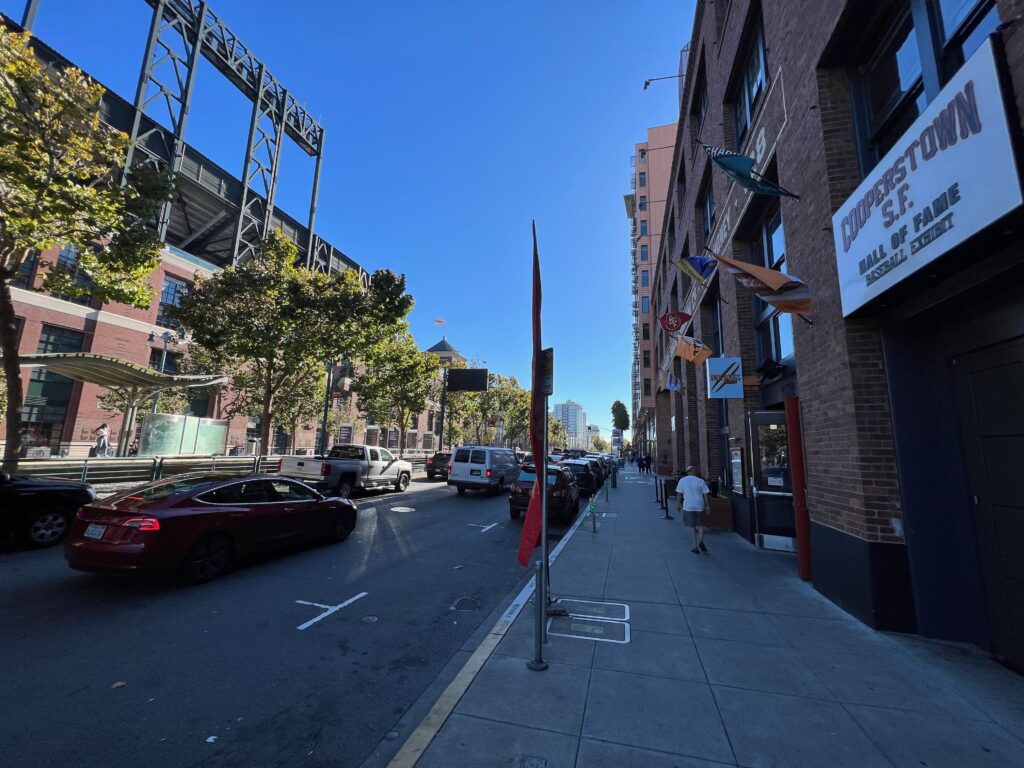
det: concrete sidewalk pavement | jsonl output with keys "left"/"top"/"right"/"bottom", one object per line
{"left": 402, "top": 466, "right": 1024, "bottom": 768}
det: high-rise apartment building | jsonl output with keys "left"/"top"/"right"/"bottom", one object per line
{"left": 551, "top": 400, "right": 587, "bottom": 449}
{"left": 625, "top": 123, "right": 676, "bottom": 459}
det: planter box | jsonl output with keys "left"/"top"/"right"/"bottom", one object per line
{"left": 707, "top": 497, "right": 733, "bottom": 531}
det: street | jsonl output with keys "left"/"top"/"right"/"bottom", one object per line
{"left": 0, "top": 478, "right": 547, "bottom": 768}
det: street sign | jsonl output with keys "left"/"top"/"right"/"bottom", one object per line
{"left": 539, "top": 347, "right": 554, "bottom": 396}
{"left": 448, "top": 368, "right": 488, "bottom": 392}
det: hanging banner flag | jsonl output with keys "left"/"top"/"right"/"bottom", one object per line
{"left": 706, "top": 357, "right": 744, "bottom": 398}
{"left": 700, "top": 142, "right": 799, "bottom": 199}
{"left": 710, "top": 251, "right": 813, "bottom": 317}
{"left": 658, "top": 311, "right": 692, "bottom": 333}
{"left": 518, "top": 222, "right": 545, "bottom": 568}
{"left": 673, "top": 254, "right": 716, "bottom": 285}
{"left": 676, "top": 335, "right": 713, "bottom": 365}
{"left": 664, "top": 372, "right": 683, "bottom": 393}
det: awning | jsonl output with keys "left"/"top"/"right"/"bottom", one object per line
{"left": 13, "top": 353, "right": 227, "bottom": 389}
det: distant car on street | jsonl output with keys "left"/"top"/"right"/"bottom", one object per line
{"left": 64, "top": 474, "right": 357, "bottom": 583}
{"left": 562, "top": 459, "right": 600, "bottom": 496}
{"left": 448, "top": 446, "right": 520, "bottom": 495}
{"left": 1, "top": 469, "right": 96, "bottom": 548}
{"left": 508, "top": 463, "right": 580, "bottom": 524}
{"left": 280, "top": 444, "right": 413, "bottom": 497}
{"left": 426, "top": 451, "right": 452, "bottom": 480}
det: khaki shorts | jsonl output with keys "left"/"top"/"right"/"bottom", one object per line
{"left": 683, "top": 510, "right": 707, "bottom": 527}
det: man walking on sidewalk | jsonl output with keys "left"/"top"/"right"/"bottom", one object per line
{"left": 676, "top": 466, "right": 710, "bottom": 554}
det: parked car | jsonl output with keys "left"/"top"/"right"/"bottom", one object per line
{"left": 0, "top": 470, "right": 96, "bottom": 548}
{"left": 580, "top": 456, "right": 606, "bottom": 486}
{"left": 563, "top": 459, "right": 600, "bottom": 496}
{"left": 426, "top": 451, "right": 452, "bottom": 480}
{"left": 508, "top": 464, "right": 580, "bottom": 524}
{"left": 64, "top": 474, "right": 357, "bottom": 583}
{"left": 280, "top": 444, "right": 413, "bottom": 497}
{"left": 448, "top": 446, "right": 521, "bottom": 495}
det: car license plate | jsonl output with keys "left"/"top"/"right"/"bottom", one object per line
{"left": 84, "top": 523, "right": 106, "bottom": 541}
{"left": 470, "top": 469, "right": 481, "bottom": 476}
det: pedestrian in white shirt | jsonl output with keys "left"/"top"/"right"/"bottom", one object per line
{"left": 675, "top": 466, "right": 710, "bottom": 554}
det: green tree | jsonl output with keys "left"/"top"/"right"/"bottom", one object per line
{"left": 0, "top": 30, "right": 173, "bottom": 466}
{"left": 353, "top": 332, "right": 440, "bottom": 456}
{"left": 172, "top": 230, "right": 412, "bottom": 454}
{"left": 548, "top": 417, "right": 566, "bottom": 451}
{"left": 591, "top": 435, "right": 609, "bottom": 452}
{"left": 611, "top": 400, "right": 630, "bottom": 431}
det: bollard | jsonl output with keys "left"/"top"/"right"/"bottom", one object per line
{"left": 590, "top": 496, "right": 597, "bottom": 532}
{"left": 611, "top": 465, "right": 617, "bottom": 488}
{"left": 527, "top": 560, "right": 548, "bottom": 671}
{"left": 604, "top": 480, "right": 610, "bottom": 502}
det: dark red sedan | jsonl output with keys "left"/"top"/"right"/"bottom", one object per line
{"left": 64, "top": 474, "right": 357, "bottom": 583}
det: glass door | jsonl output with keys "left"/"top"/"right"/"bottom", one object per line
{"left": 747, "top": 411, "right": 795, "bottom": 550}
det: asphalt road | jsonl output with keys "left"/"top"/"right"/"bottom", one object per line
{"left": 0, "top": 478, "right": 550, "bottom": 768}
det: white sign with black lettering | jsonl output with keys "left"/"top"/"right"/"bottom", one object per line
{"left": 832, "top": 38, "right": 1022, "bottom": 316}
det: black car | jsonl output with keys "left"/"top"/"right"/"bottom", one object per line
{"left": 426, "top": 451, "right": 452, "bottom": 480}
{"left": 0, "top": 470, "right": 97, "bottom": 547}
{"left": 563, "top": 459, "right": 600, "bottom": 496}
{"left": 508, "top": 464, "right": 580, "bottom": 524}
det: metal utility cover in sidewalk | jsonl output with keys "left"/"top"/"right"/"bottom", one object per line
{"left": 547, "top": 616, "right": 630, "bottom": 644}
{"left": 558, "top": 599, "right": 629, "bottom": 621}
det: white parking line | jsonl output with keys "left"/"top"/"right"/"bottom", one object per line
{"left": 467, "top": 522, "right": 499, "bottom": 533}
{"left": 479, "top": 523, "right": 498, "bottom": 533}
{"left": 295, "top": 591, "right": 368, "bottom": 631}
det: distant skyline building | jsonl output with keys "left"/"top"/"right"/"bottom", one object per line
{"left": 586, "top": 424, "right": 601, "bottom": 449}
{"left": 551, "top": 400, "right": 587, "bottom": 449}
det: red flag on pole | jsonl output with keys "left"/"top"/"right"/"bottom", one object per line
{"left": 658, "top": 311, "right": 692, "bottom": 333}
{"left": 518, "top": 222, "right": 544, "bottom": 567}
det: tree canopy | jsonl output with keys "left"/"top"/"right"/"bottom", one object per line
{"left": 0, "top": 29, "right": 173, "bottom": 465}
{"left": 172, "top": 230, "right": 413, "bottom": 454}
{"left": 611, "top": 400, "right": 630, "bottom": 431}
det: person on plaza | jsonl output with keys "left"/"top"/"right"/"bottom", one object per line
{"left": 676, "top": 465, "right": 710, "bottom": 554}
{"left": 92, "top": 423, "right": 110, "bottom": 457}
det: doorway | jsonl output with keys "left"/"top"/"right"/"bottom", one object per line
{"left": 953, "top": 338, "right": 1024, "bottom": 670}
{"left": 747, "top": 410, "right": 795, "bottom": 550}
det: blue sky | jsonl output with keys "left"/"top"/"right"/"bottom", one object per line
{"left": 3, "top": 0, "right": 693, "bottom": 440}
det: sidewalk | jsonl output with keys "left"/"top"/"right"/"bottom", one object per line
{"left": 405, "top": 466, "right": 1024, "bottom": 768}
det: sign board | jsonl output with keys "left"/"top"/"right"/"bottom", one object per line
{"left": 538, "top": 347, "right": 554, "bottom": 397}
{"left": 447, "top": 368, "right": 488, "bottom": 392}
{"left": 706, "top": 357, "right": 744, "bottom": 399}
{"left": 832, "top": 38, "right": 1022, "bottom": 316}
{"left": 611, "top": 428, "right": 623, "bottom": 449}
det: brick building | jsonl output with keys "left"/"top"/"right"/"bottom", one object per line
{"left": 625, "top": 123, "right": 677, "bottom": 458}
{"left": 649, "top": 0, "right": 1023, "bottom": 668}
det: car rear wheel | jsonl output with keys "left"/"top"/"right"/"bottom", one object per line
{"left": 509, "top": 507, "right": 521, "bottom": 520}
{"left": 336, "top": 478, "right": 354, "bottom": 499}
{"left": 457, "top": 486, "right": 466, "bottom": 496}
{"left": 22, "top": 507, "right": 71, "bottom": 548}
{"left": 180, "top": 534, "right": 233, "bottom": 584}
{"left": 395, "top": 473, "right": 410, "bottom": 492}
{"left": 329, "top": 508, "right": 356, "bottom": 542}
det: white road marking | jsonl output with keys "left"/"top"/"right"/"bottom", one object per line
{"left": 479, "top": 523, "right": 498, "bottom": 533}
{"left": 390, "top": 506, "right": 415, "bottom": 512}
{"left": 295, "top": 591, "right": 368, "bottom": 631}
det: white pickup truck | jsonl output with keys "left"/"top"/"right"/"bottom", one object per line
{"left": 279, "top": 444, "right": 413, "bottom": 498}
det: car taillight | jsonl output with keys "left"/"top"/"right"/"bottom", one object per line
{"left": 427, "top": 458, "right": 433, "bottom": 465}
{"left": 320, "top": 464, "right": 331, "bottom": 477}
{"left": 486, "top": 469, "right": 492, "bottom": 478}
{"left": 122, "top": 517, "right": 160, "bottom": 531}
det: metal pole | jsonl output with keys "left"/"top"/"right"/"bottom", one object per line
{"left": 785, "top": 395, "right": 812, "bottom": 580}
{"left": 527, "top": 560, "right": 547, "bottom": 671}
{"left": 306, "top": 131, "right": 325, "bottom": 269}
{"left": 436, "top": 366, "right": 448, "bottom": 450}
{"left": 152, "top": 341, "right": 169, "bottom": 414}
{"left": 124, "top": 0, "right": 165, "bottom": 173}
{"left": 318, "top": 362, "right": 334, "bottom": 456}
{"left": 540, "top": 402, "right": 550, "bottom": 616}
{"left": 20, "top": 0, "right": 39, "bottom": 31}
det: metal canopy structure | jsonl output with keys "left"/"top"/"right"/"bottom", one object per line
{"left": 8, "top": 0, "right": 363, "bottom": 280}
{"left": 14, "top": 353, "right": 228, "bottom": 456}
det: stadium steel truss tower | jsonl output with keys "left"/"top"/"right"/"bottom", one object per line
{"left": 10, "top": 0, "right": 362, "bottom": 279}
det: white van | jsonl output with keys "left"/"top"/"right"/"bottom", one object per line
{"left": 448, "top": 446, "right": 521, "bottom": 495}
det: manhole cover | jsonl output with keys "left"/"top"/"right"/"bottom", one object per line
{"left": 548, "top": 615, "right": 629, "bottom": 644}
{"left": 558, "top": 599, "right": 629, "bottom": 621}
{"left": 362, "top": 616, "right": 378, "bottom": 623}
{"left": 390, "top": 506, "right": 415, "bottom": 512}
{"left": 453, "top": 597, "right": 480, "bottom": 611}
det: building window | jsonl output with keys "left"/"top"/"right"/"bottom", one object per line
{"left": 641, "top": 296, "right": 650, "bottom": 314}
{"left": 638, "top": 148, "right": 647, "bottom": 164}
{"left": 642, "top": 322, "right": 650, "bottom": 341}
{"left": 642, "top": 350, "right": 651, "bottom": 368}
{"left": 750, "top": 209, "right": 794, "bottom": 365}
{"left": 700, "top": 185, "right": 716, "bottom": 241}
{"left": 11, "top": 251, "right": 38, "bottom": 290}
{"left": 640, "top": 220, "right": 648, "bottom": 236}
{"left": 22, "top": 325, "right": 85, "bottom": 455}
{"left": 638, "top": 172, "right": 647, "bottom": 187}
{"left": 937, "top": 1, "right": 1000, "bottom": 76}
{"left": 694, "top": 76, "right": 708, "bottom": 137}
{"left": 156, "top": 275, "right": 190, "bottom": 329}
{"left": 638, "top": 195, "right": 648, "bottom": 211}
{"left": 50, "top": 245, "right": 93, "bottom": 306}
{"left": 641, "top": 270, "right": 649, "bottom": 288}
{"left": 643, "top": 378, "right": 652, "bottom": 396}
{"left": 148, "top": 347, "right": 180, "bottom": 375}
{"left": 640, "top": 244, "right": 649, "bottom": 261}
{"left": 734, "top": 21, "right": 767, "bottom": 145}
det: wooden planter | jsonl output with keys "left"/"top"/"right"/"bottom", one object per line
{"left": 706, "top": 496, "right": 734, "bottom": 531}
